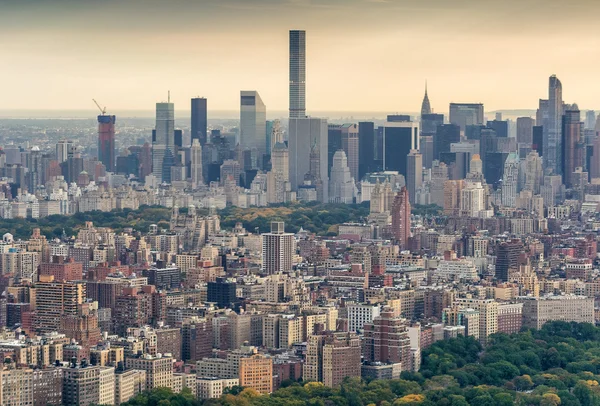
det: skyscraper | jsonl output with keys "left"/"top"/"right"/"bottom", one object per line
{"left": 289, "top": 30, "right": 306, "bottom": 118}
{"left": 449, "top": 103, "right": 484, "bottom": 134}
{"left": 544, "top": 75, "right": 563, "bottom": 175}
{"left": 562, "top": 107, "right": 584, "bottom": 188}
{"left": 97, "top": 114, "right": 116, "bottom": 172}
{"left": 406, "top": 150, "right": 422, "bottom": 206}
{"left": 434, "top": 124, "right": 460, "bottom": 161}
{"left": 516, "top": 117, "right": 534, "bottom": 157}
{"left": 382, "top": 121, "right": 419, "bottom": 178}
{"left": 495, "top": 239, "right": 523, "bottom": 282}
{"left": 240, "top": 91, "right": 267, "bottom": 162}
{"left": 341, "top": 124, "right": 359, "bottom": 181}
{"left": 152, "top": 101, "right": 175, "bottom": 182}
{"left": 501, "top": 152, "right": 519, "bottom": 207}
{"left": 358, "top": 122, "right": 376, "bottom": 179}
{"left": 329, "top": 150, "right": 356, "bottom": 203}
{"left": 289, "top": 117, "right": 328, "bottom": 200}
{"left": 191, "top": 97, "right": 208, "bottom": 146}
{"left": 262, "top": 222, "right": 294, "bottom": 275}
{"left": 420, "top": 83, "right": 431, "bottom": 116}
{"left": 190, "top": 139, "right": 203, "bottom": 187}
{"left": 56, "top": 140, "right": 73, "bottom": 164}
{"left": 391, "top": 187, "right": 411, "bottom": 249}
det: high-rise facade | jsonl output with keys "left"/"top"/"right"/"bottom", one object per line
{"left": 562, "top": 108, "right": 584, "bottom": 188}
{"left": 358, "top": 122, "right": 376, "bottom": 179}
{"left": 288, "top": 117, "right": 328, "bottom": 200}
{"left": 289, "top": 30, "right": 306, "bottom": 118}
{"left": 240, "top": 91, "right": 267, "bottom": 161}
{"left": 382, "top": 121, "right": 419, "bottom": 178}
{"left": 420, "top": 84, "right": 431, "bottom": 116}
{"left": 406, "top": 150, "right": 422, "bottom": 205}
{"left": 501, "top": 152, "right": 520, "bottom": 207}
{"left": 434, "top": 124, "right": 460, "bottom": 161}
{"left": 449, "top": 103, "right": 484, "bottom": 134}
{"left": 341, "top": 124, "right": 359, "bottom": 181}
{"left": 391, "top": 187, "right": 411, "bottom": 249}
{"left": 97, "top": 114, "right": 116, "bottom": 172}
{"left": 329, "top": 150, "right": 355, "bottom": 203}
{"left": 152, "top": 102, "right": 175, "bottom": 182}
{"left": 191, "top": 97, "right": 208, "bottom": 146}
{"left": 56, "top": 140, "right": 73, "bottom": 164}
{"left": 542, "top": 75, "right": 564, "bottom": 175}
{"left": 495, "top": 239, "right": 523, "bottom": 282}
{"left": 190, "top": 139, "right": 203, "bottom": 187}
{"left": 262, "top": 222, "right": 294, "bottom": 275}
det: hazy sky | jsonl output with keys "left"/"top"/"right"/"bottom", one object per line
{"left": 1, "top": 0, "right": 600, "bottom": 114}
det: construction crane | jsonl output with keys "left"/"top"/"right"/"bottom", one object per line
{"left": 92, "top": 99, "right": 107, "bottom": 115}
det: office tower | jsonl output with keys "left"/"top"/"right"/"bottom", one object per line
{"left": 207, "top": 277, "right": 238, "bottom": 309}
{"left": 562, "top": 108, "right": 584, "bottom": 188}
{"left": 516, "top": 117, "right": 534, "bottom": 144}
{"left": 585, "top": 110, "right": 596, "bottom": 130}
{"left": 191, "top": 97, "right": 208, "bottom": 145}
{"left": 289, "top": 30, "right": 306, "bottom": 118}
{"left": 289, "top": 117, "right": 328, "bottom": 199}
{"left": 406, "top": 150, "right": 422, "bottom": 205}
{"left": 363, "top": 308, "right": 412, "bottom": 369}
{"left": 262, "top": 222, "right": 294, "bottom": 274}
{"left": 305, "top": 332, "right": 361, "bottom": 387}
{"left": 495, "top": 239, "right": 523, "bottom": 282}
{"left": 271, "top": 143, "right": 289, "bottom": 181}
{"left": 97, "top": 113, "right": 116, "bottom": 172}
{"left": 341, "top": 124, "right": 359, "bottom": 181}
{"left": 541, "top": 75, "right": 563, "bottom": 175}
{"left": 220, "top": 159, "right": 241, "bottom": 186}
{"left": 382, "top": 121, "right": 419, "bottom": 178}
{"left": 516, "top": 117, "right": 535, "bottom": 157}
{"left": 460, "top": 181, "right": 485, "bottom": 217}
{"left": 152, "top": 101, "right": 175, "bottom": 182}
{"left": 329, "top": 150, "right": 356, "bottom": 203}
{"left": 190, "top": 139, "right": 203, "bottom": 187}
{"left": 487, "top": 119, "right": 508, "bottom": 138}
{"left": 523, "top": 151, "right": 543, "bottom": 194}
{"left": 532, "top": 126, "right": 544, "bottom": 156}
{"left": 174, "top": 129, "right": 183, "bottom": 149}
{"left": 420, "top": 113, "right": 444, "bottom": 169}
{"left": 26, "top": 146, "right": 43, "bottom": 193}
{"left": 449, "top": 103, "right": 484, "bottom": 134}
{"left": 420, "top": 83, "right": 431, "bottom": 116}
{"left": 56, "top": 140, "right": 73, "bottom": 164}
{"left": 391, "top": 187, "right": 411, "bottom": 249}
{"left": 501, "top": 153, "right": 520, "bottom": 207}
{"left": 240, "top": 91, "right": 267, "bottom": 162}
{"left": 327, "top": 124, "right": 342, "bottom": 177}
{"left": 434, "top": 124, "right": 460, "bottom": 161}
{"left": 591, "top": 136, "right": 600, "bottom": 180}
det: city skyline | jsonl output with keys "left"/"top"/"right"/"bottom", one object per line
{"left": 2, "top": 0, "right": 600, "bottom": 113}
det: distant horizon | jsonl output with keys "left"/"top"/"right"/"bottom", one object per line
{"left": 0, "top": 108, "right": 546, "bottom": 121}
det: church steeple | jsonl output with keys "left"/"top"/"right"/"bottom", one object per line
{"left": 420, "top": 81, "right": 431, "bottom": 116}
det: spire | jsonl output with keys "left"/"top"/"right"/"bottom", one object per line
{"left": 420, "top": 81, "right": 431, "bottom": 116}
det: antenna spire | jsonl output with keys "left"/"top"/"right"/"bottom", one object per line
{"left": 168, "top": 90, "right": 171, "bottom": 103}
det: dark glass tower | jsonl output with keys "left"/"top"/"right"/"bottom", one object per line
{"left": 98, "top": 115, "right": 116, "bottom": 172}
{"left": 289, "top": 30, "right": 306, "bottom": 118}
{"left": 191, "top": 97, "right": 208, "bottom": 146}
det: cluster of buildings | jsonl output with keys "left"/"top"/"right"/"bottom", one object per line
{"left": 1, "top": 28, "right": 600, "bottom": 406}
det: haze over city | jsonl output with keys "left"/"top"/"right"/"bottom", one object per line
{"left": 2, "top": 0, "right": 600, "bottom": 114}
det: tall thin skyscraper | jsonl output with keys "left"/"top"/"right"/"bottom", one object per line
{"left": 190, "top": 139, "right": 203, "bottom": 187}
{"left": 240, "top": 91, "right": 267, "bottom": 163}
{"left": 97, "top": 114, "right": 116, "bottom": 172}
{"left": 406, "top": 150, "right": 422, "bottom": 206}
{"left": 562, "top": 107, "right": 584, "bottom": 188}
{"left": 391, "top": 187, "right": 411, "bottom": 250}
{"left": 546, "top": 75, "right": 563, "bottom": 175}
{"left": 191, "top": 97, "right": 208, "bottom": 146}
{"left": 289, "top": 30, "right": 306, "bottom": 118}
{"left": 152, "top": 101, "right": 175, "bottom": 182}
{"left": 56, "top": 140, "right": 73, "bottom": 164}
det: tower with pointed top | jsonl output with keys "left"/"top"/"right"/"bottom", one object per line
{"left": 421, "top": 83, "right": 432, "bottom": 116}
